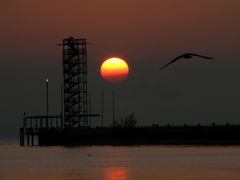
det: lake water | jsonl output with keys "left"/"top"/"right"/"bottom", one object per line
{"left": 0, "top": 140, "right": 240, "bottom": 180}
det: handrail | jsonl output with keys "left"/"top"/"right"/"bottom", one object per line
{"left": 23, "top": 115, "right": 63, "bottom": 129}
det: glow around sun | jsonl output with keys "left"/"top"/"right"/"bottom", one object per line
{"left": 100, "top": 57, "right": 129, "bottom": 83}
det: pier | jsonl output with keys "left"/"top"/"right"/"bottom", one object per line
{"left": 20, "top": 37, "right": 240, "bottom": 146}
{"left": 20, "top": 115, "right": 62, "bottom": 146}
{"left": 20, "top": 122, "right": 240, "bottom": 146}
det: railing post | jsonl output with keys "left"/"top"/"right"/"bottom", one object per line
{"left": 31, "top": 129, "right": 34, "bottom": 146}
{"left": 40, "top": 117, "right": 43, "bottom": 128}
{"left": 27, "top": 134, "right": 30, "bottom": 146}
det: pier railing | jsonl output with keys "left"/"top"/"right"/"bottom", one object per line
{"left": 22, "top": 115, "right": 63, "bottom": 129}
{"left": 20, "top": 115, "right": 63, "bottom": 146}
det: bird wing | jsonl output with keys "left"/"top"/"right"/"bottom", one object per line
{"left": 189, "top": 53, "right": 214, "bottom": 59}
{"left": 160, "top": 55, "right": 184, "bottom": 70}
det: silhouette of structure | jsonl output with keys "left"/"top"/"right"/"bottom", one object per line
{"left": 60, "top": 37, "right": 88, "bottom": 128}
{"left": 160, "top": 53, "right": 214, "bottom": 70}
{"left": 20, "top": 40, "right": 240, "bottom": 147}
{"left": 20, "top": 37, "right": 99, "bottom": 146}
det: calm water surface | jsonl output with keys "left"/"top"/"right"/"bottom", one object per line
{"left": 0, "top": 140, "right": 240, "bottom": 180}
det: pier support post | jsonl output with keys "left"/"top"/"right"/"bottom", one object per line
{"left": 20, "top": 128, "right": 24, "bottom": 146}
{"left": 27, "top": 134, "right": 30, "bottom": 146}
{"left": 31, "top": 129, "right": 34, "bottom": 146}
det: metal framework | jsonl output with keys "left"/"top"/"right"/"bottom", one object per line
{"left": 61, "top": 37, "right": 88, "bottom": 128}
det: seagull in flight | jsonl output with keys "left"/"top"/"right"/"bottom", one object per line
{"left": 160, "top": 53, "right": 214, "bottom": 70}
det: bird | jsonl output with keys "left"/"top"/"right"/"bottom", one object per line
{"left": 160, "top": 53, "right": 214, "bottom": 70}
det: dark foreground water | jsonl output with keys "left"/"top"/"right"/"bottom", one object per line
{"left": 0, "top": 140, "right": 240, "bottom": 180}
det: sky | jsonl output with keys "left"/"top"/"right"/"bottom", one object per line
{"left": 1, "top": 0, "right": 240, "bottom": 138}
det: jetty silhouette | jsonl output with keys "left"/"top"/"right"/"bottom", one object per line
{"left": 19, "top": 38, "right": 239, "bottom": 146}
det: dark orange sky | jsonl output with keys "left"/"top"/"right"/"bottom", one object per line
{"left": 1, "top": 0, "right": 240, "bottom": 137}
{"left": 1, "top": 0, "right": 240, "bottom": 59}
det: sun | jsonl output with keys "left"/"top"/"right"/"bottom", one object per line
{"left": 100, "top": 57, "right": 129, "bottom": 83}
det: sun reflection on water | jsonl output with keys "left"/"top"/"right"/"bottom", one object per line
{"left": 104, "top": 167, "right": 129, "bottom": 180}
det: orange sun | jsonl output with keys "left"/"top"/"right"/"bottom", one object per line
{"left": 100, "top": 57, "right": 129, "bottom": 83}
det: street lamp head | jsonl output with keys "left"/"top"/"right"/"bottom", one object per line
{"left": 46, "top": 79, "right": 48, "bottom": 82}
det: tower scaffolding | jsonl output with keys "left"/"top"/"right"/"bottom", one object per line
{"left": 60, "top": 37, "right": 88, "bottom": 128}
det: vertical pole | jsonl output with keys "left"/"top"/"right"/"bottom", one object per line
{"left": 23, "top": 112, "right": 26, "bottom": 128}
{"left": 31, "top": 130, "right": 34, "bottom": 146}
{"left": 23, "top": 128, "right": 25, "bottom": 146}
{"left": 20, "top": 125, "right": 23, "bottom": 146}
{"left": 112, "top": 88, "right": 115, "bottom": 127}
{"left": 20, "top": 128, "right": 22, "bottom": 146}
{"left": 20, "top": 128, "right": 24, "bottom": 146}
{"left": 101, "top": 90, "right": 104, "bottom": 127}
{"left": 46, "top": 79, "right": 49, "bottom": 128}
{"left": 22, "top": 112, "right": 26, "bottom": 146}
{"left": 27, "top": 134, "right": 30, "bottom": 146}
{"left": 40, "top": 117, "right": 43, "bottom": 128}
